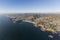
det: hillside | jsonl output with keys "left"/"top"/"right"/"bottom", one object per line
{"left": 7, "top": 13, "right": 60, "bottom": 33}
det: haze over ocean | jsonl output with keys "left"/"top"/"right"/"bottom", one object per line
{"left": 0, "top": 0, "right": 60, "bottom": 14}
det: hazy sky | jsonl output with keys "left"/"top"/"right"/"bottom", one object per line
{"left": 0, "top": 0, "right": 60, "bottom": 14}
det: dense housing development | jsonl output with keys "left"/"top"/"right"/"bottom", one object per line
{"left": 7, "top": 13, "right": 60, "bottom": 33}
